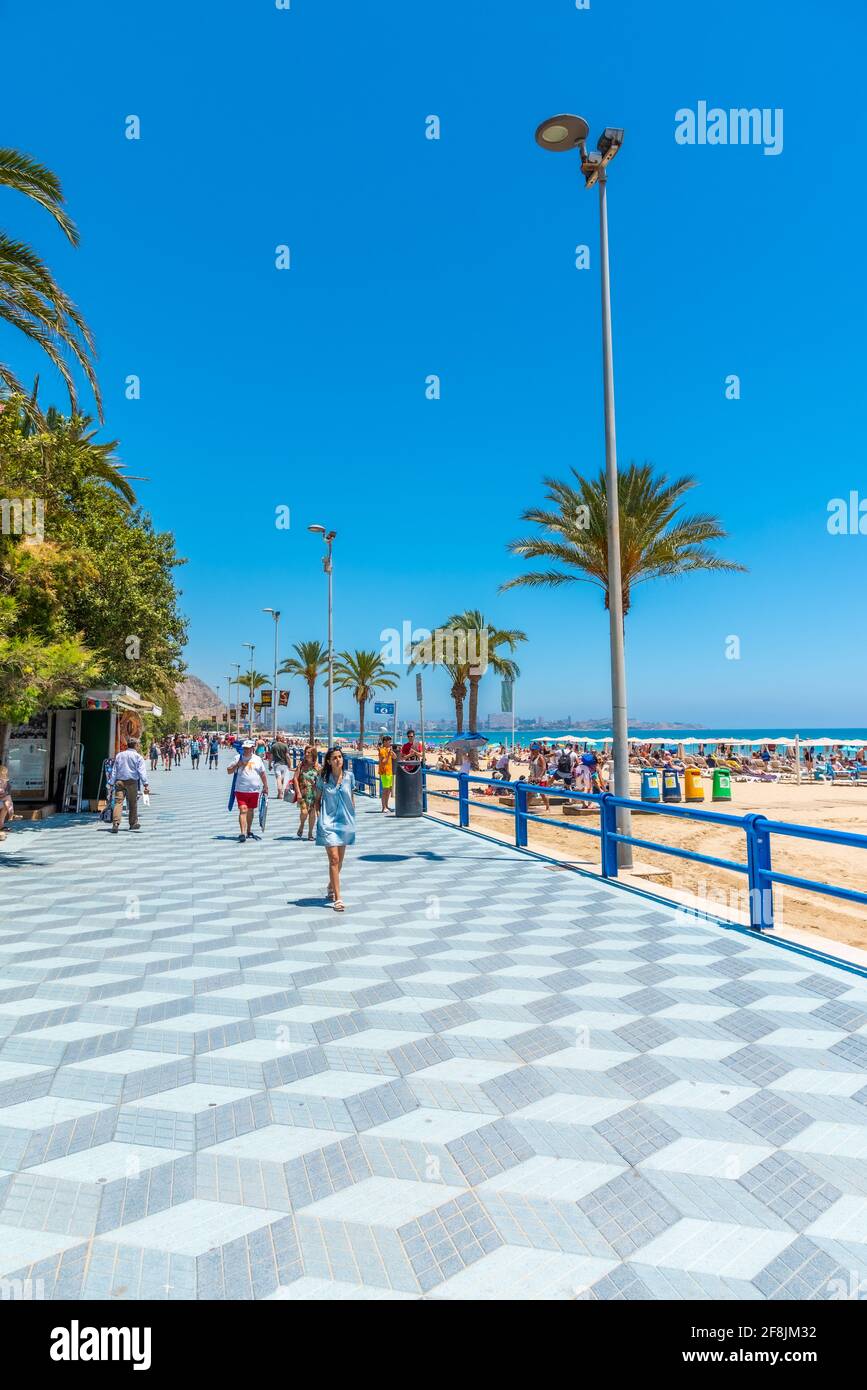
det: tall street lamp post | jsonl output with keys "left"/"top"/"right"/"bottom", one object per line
{"left": 229, "top": 663, "right": 241, "bottom": 742}
{"left": 535, "top": 113, "right": 632, "bottom": 868}
{"left": 242, "top": 643, "right": 255, "bottom": 737}
{"left": 308, "top": 525, "right": 336, "bottom": 748}
{"left": 262, "top": 608, "right": 280, "bottom": 741}
{"left": 223, "top": 675, "right": 235, "bottom": 737}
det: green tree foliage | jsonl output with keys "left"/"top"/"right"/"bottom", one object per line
{"left": 332, "top": 649, "right": 398, "bottom": 751}
{"left": 0, "top": 147, "right": 100, "bottom": 416}
{"left": 0, "top": 396, "right": 187, "bottom": 754}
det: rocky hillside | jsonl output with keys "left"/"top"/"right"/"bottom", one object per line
{"left": 175, "top": 676, "right": 222, "bottom": 720}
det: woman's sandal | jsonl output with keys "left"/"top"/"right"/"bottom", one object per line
{"left": 326, "top": 887, "right": 335, "bottom": 901}
{"left": 296, "top": 828, "right": 303, "bottom": 838}
{"left": 333, "top": 898, "right": 345, "bottom": 912}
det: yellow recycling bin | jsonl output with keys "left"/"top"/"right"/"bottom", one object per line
{"left": 684, "top": 767, "right": 705, "bottom": 802}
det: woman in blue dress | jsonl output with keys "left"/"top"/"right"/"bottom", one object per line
{"left": 314, "top": 747, "right": 356, "bottom": 911}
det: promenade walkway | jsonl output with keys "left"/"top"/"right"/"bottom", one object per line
{"left": 1, "top": 758, "right": 867, "bottom": 1301}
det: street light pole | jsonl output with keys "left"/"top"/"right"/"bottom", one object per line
{"left": 242, "top": 643, "right": 255, "bottom": 737}
{"left": 597, "top": 169, "right": 633, "bottom": 868}
{"left": 224, "top": 675, "right": 234, "bottom": 737}
{"left": 231, "top": 663, "right": 240, "bottom": 741}
{"left": 534, "top": 113, "right": 632, "bottom": 869}
{"left": 326, "top": 541, "right": 334, "bottom": 749}
{"left": 263, "top": 609, "right": 280, "bottom": 741}
{"left": 309, "top": 525, "right": 336, "bottom": 748}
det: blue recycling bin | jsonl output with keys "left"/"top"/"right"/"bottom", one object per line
{"left": 641, "top": 768, "right": 661, "bottom": 803}
{"left": 662, "top": 768, "right": 682, "bottom": 803}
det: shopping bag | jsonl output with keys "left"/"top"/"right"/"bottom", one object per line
{"left": 258, "top": 796, "right": 268, "bottom": 832}
{"left": 228, "top": 770, "right": 238, "bottom": 812}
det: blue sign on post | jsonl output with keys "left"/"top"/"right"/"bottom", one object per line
{"left": 374, "top": 702, "right": 395, "bottom": 715}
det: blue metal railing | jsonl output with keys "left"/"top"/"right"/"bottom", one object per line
{"left": 409, "top": 764, "right": 866, "bottom": 933}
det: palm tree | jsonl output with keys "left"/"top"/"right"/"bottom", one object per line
{"left": 502, "top": 463, "right": 745, "bottom": 616}
{"left": 440, "top": 611, "right": 525, "bottom": 747}
{"left": 279, "top": 640, "right": 327, "bottom": 744}
{"left": 0, "top": 148, "right": 101, "bottom": 417}
{"left": 9, "top": 392, "right": 135, "bottom": 505}
{"left": 408, "top": 642, "right": 469, "bottom": 736}
{"left": 332, "top": 649, "right": 398, "bottom": 751}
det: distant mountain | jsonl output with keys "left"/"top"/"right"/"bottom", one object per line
{"left": 175, "top": 676, "right": 222, "bottom": 720}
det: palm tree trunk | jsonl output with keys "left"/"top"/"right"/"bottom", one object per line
{"left": 468, "top": 677, "right": 480, "bottom": 734}
{"left": 468, "top": 677, "right": 481, "bottom": 768}
{"left": 307, "top": 680, "right": 315, "bottom": 745}
{"left": 452, "top": 688, "right": 464, "bottom": 734}
{"left": 358, "top": 698, "right": 365, "bottom": 752}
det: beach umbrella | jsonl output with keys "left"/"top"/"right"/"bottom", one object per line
{"left": 443, "top": 732, "right": 489, "bottom": 750}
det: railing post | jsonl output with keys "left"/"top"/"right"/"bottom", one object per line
{"left": 745, "top": 813, "right": 774, "bottom": 930}
{"left": 600, "top": 794, "right": 619, "bottom": 879}
{"left": 458, "top": 772, "right": 469, "bottom": 828}
{"left": 514, "top": 782, "right": 528, "bottom": 848}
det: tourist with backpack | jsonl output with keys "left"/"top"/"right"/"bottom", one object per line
{"left": 270, "top": 736, "right": 291, "bottom": 798}
{"left": 555, "top": 744, "right": 576, "bottom": 788}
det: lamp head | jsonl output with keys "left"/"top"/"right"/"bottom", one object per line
{"left": 535, "top": 113, "right": 590, "bottom": 153}
{"left": 308, "top": 524, "right": 325, "bottom": 535}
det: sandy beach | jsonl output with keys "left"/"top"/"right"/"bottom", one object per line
{"left": 349, "top": 743, "right": 867, "bottom": 952}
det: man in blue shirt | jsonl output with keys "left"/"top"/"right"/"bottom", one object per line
{"left": 207, "top": 735, "right": 220, "bottom": 769}
{"left": 110, "top": 737, "right": 150, "bottom": 834}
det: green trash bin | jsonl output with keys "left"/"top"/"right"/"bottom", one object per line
{"left": 712, "top": 767, "right": 732, "bottom": 801}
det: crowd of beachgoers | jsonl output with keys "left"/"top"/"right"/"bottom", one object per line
{"left": 431, "top": 739, "right": 867, "bottom": 787}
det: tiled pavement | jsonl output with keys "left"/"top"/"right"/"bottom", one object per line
{"left": 2, "top": 760, "right": 867, "bottom": 1301}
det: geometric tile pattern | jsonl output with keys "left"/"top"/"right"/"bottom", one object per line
{"left": 2, "top": 762, "right": 867, "bottom": 1299}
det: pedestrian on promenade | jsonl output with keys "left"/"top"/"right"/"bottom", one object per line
{"left": 314, "top": 746, "right": 356, "bottom": 910}
{"left": 0, "top": 763, "right": 14, "bottom": 841}
{"left": 399, "top": 728, "right": 423, "bottom": 770}
{"left": 148, "top": 739, "right": 159, "bottom": 772}
{"left": 227, "top": 738, "right": 269, "bottom": 843}
{"left": 174, "top": 737, "right": 182, "bottom": 767}
{"left": 110, "top": 737, "right": 149, "bottom": 834}
{"left": 292, "top": 744, "right": 319, "bottom": 840}
{"left": 161, "top": 736, "right": 173, "bottom": 772}
{"left": 378, "top": 734, "right": 395, "bottom": 813}
{"left": 270, "top": 735, "right": 291, "bottom": 798}
{"left": 207, "top": 733, "right": 220, "bottom": 769}
{"left": 530, "top": 743, "right": 550, "bottom": 812}
{"left": 190, "top": 736, "right": 201, "bottom": 770}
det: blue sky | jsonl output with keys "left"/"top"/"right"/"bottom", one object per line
{"left": 3, "top": 0, "right": 866, "bottom": 725}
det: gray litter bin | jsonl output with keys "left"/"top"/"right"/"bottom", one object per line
{"left": 395, "top": 760, "right": 424, "bottom": 817}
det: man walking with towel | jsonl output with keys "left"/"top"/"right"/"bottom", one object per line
{"left": 110, "top": 737, "right": 150, "bottom": 834}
